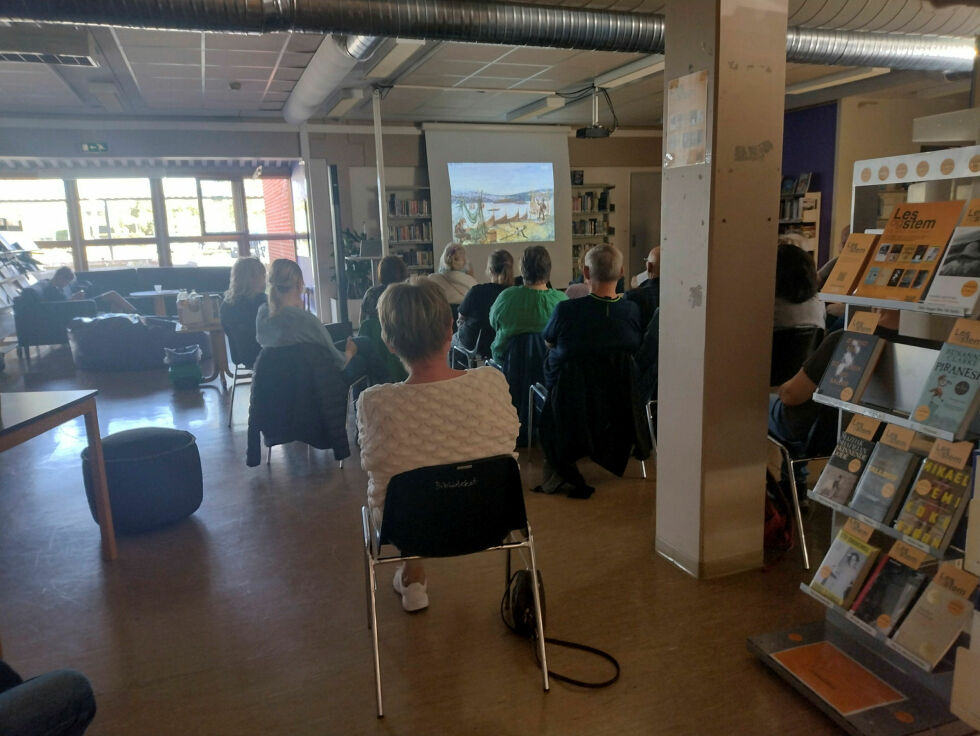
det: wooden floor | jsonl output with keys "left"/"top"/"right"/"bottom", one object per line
{"left": 0, "top": 345, "right": 842, "bottom": 735}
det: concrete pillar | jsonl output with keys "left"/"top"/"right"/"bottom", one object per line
{"left": 656, "top": 0, "right": 788, "bottom": 578}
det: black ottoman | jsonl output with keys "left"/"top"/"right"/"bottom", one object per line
{"left": 81, "top": 428, "right": 202, "bottom": 534}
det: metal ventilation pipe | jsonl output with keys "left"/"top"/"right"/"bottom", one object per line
{"left": 2, "top": 0, "right": 975, "bottom": 71}
{"left": 283, "top": 34, "right": 380, "bottom": 124}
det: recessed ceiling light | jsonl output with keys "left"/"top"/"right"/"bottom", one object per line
{"left": 229, "top": 81, "right": 242, "bottom": 91}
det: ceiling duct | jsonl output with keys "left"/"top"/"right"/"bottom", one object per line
{"left": 1, "top": 0, "right": 975, "bottom": 71}
{"left": 0, "top": 24, "right": 99, "bottom": 67}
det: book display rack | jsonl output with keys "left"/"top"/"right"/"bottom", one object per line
{"left": 751, "top": 146, "right": 980, "bottom": 736}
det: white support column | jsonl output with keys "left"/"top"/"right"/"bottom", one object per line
{"left": 656, "top": 0, "right": 788, "bottom": 578}
{"left": 300, "top": 125, "right": 333, "bottom": 322}
{"left": 373, "top": 88, "right": 390, "bottom": 256}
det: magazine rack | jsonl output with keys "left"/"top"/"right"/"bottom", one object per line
{"left": 750, "top": 145, "right": 980, "bottom": 736}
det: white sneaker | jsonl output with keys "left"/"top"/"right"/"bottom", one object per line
{"left": 392, "top": 564, "right": 429, "bottom": 612}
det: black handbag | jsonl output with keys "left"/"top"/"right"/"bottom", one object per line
{"left": 501, "top": 568, "right": 620, "bottom": 688}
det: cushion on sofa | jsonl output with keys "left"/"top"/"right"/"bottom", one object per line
{"left": 135, "top": 267, "right": 230, "bottom": 294}
{"left": 68, "top": 314, "right": 212, "bottom": 371}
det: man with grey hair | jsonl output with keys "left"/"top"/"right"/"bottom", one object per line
{"left": 536, "top": 244, "right": 643, "bottom": 497}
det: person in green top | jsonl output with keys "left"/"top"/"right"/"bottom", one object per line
{"left": 489, "top": 245, "right": 567, "bottom": 361}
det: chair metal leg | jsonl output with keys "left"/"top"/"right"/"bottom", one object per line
{"left": 368, "top": 554, "right": 384, "bottom": 717}
{"left": 266, "top": 445, "right": 272, "bottom": 465}
{"left": 640, "top": 460, "right": 647, "bottom": 479}
{"left": 525, "top": 524, "right": 549, "bottom": 693}
{"left": 227, "top": 364, "right": 239, "bottom": 427}
{"left": 645, "top": 400, "right": 657, "bottom": 461}
{"left": 786, "top": 456, "right": 811, "bottom": 571}
{"left": 526, "top": 385, "right": 535, "bottom": 458}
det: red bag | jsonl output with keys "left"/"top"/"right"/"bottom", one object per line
{"left": 764, "top": 471, "right": 794, "bottom": 552}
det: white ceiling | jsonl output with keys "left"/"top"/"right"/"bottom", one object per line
{"left": 0, "top": 0, "right": 977, "bottom": 125}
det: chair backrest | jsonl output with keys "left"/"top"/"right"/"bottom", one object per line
{"left": 770, "top": 326, "right": 824, "bottom": 386}
{"left": 219, "top": 298, "right": 263, "bottom": 368}
{"left": 380, "top": 455, "right": 526, "bottom": 557}
{"left": 502, "top": 332, "right": 548, "bottom": 443}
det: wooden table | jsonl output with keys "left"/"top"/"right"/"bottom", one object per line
{"left": 0, "top": 390, "right": 117, "bottom": 560}
{"left": 130, "top": 289, "right": 181, "bottom": 316}
{"left": 178, "top": 321, "right": 232, "bottom": 389}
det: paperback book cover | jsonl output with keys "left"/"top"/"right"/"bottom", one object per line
{"left": 809, "top": 529, "right": 880, "bottom": 608}
{"left": 924, "top": 200, "right": 980, "bottom": 315}
{"left": 854, "top": 200, "right": 965, "bottom": 302}
{"left": 893, "top": 563, "right": 979, "bottom": 669}
{"left": 821, "top": 233, "right": 880, "bottom": 297}
{"left": 811, "top": 430, "right": 877, "bottom": 505}
{"left": 850, "top": 542, "right": 934, "bottom": 635}
{"left": 911, "top": 340, "right": 980, "bottom": 437}
{"left": 847, "top": 442, "right": 920, "bottom": 525}
{"left": 892, "top": 454, "right": 972, "bottom": 554}
{"left": 816, "top": 332, "right": 885, "bottom": 404}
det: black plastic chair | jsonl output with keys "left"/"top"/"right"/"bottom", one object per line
{"left": 770, "top": 326, "right": 824, "bottom": 387}
{"left": 361, "top": 455, "right": 548, "bottom": 717}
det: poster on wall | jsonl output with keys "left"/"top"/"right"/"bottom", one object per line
{"left": 447, "top": 162, "right": 555, "bottom": 245}
{"left": 663, "top": 70, "right": 708, "bottom": 168}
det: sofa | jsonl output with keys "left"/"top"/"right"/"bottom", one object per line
{"left": 13, "top": 266, "right": 230, "bottom": 354}
{"left": 68, "top": 314, "right": 212, "bottom": 372}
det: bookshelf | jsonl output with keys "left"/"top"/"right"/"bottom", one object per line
{"left": 779, "top": 189, "right": 821, "bottom": 260}
{"left": 751, "top": 146, "right": 980, "bottom": 736}
{"left": 383, "top": 185, "right": 434, "bottom": 272}
{"left": 571, "top": 183, "right": 614, "bottom": 281}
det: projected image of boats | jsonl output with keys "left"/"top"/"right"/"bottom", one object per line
{"left": 448, "top": 162, "right": 555, "bottom": 245}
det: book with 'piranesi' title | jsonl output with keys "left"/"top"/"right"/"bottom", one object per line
{"left": 893, "top": 563, "right": 979, "bottom": 669}
{"left": 850, "top": 541, "right": 934, "bottom": 636}
{"left": 811, "top": 416, "right": 879, "bottom": 505}
{"left": 847, "top": 441, "right": 920, "bottom": 525}
{"left": 809, "top": 527, "right": 880, "bottom": 609}
{"left": 816, "top": 331, "right": 885, "bottom": 404}
{"left": 912, "top": 319, "right": 980, "bottom": 438}
{"left": 821, "top": 233, "right": 880, "bottom": 297}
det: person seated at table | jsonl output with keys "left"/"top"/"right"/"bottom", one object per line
{"left": 360, "top": 255, "right": 409, "bottom": 323}
{"left": 0, "top": 659, "right": 96, "bottom": 736}
{"left": 454, "top": 248, "right": 514, "bottom": 359}
{"left": 219, "top": 256, "right": 267, "bottom": 368}
{"left": 43, "top": 266, "right": 138, "bottom": 314}
{"left": 357, "top": 279, "right": 519, "bottom": 612}
{"left": 488, "top": 245, "right": 567, "bottom": 362}
{"left": 428, "top": 243, "right": 477, "bottom": 307}
{"left": 256, "top": 258, "right": 383, "bottom": 385}
{"left": 774, "top": 241, "right": 824, "bottom": 330}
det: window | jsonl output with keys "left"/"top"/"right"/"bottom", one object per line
{"left": 77, "top": 178, "right": 155, "bottom": 240}
{"left": 0, "top": 179, "right": 72, "bottom": 270}
{"left": 171, "top": 240, "right": 239, "bottom": 267}
{"left": 163, "top": 178, "right": 202, "bottom": 237}
{"left": 244, "top": 178, "right": 298, "bottom": 235}
{"left": 86, "top": 243, "right": 158, "bottom": 269}
{"left": 200, "top": 180, "right": 236, "bottom": 234}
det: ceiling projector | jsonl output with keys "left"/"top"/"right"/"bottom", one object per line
{"left": 576, "top": 124, "right": 611, "bottom": 139}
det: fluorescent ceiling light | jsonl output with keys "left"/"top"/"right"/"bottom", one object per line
{"left": 785, "top": 67, "right": 890, "bottom": 95}
{"left": 506, "top": 96, "right": 566, "bottom": 122}
{"left": 326, "top": 89, "right": 366, "bottom": 118}
{"left": 594, "top": 55, "right": 665, "bottom": 90}
{"left": 364, "top": 38, "right": 427, "bottom": 80}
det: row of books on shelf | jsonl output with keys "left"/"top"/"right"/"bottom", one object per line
{"left": 393, "top": 248, "right": 433, "bottom": 267}
{"left": 779, "top": 194, "right": 817, "bottom": 222}
{"left": 572, "top": 191, "right": 609, "bottom": 214}
{"left": 806, "top": 517, "right": 978, "bottom": 671}
{"left": 811, "top": 413, "right": 971, "bottom": 555}
{"left": 387, "top": 194, "right": 430, "bottom": 217}
{"left": 572, "top": 219, "right": 610, "bottom": 237}
{"left": 388, "top": 221, "right": 432, "bottom": 243}
{"left": 817, "top": 314, "right": 980, "bottom": 439}
{"left": 821, "top": 198, "right": 980, "bottom": 315}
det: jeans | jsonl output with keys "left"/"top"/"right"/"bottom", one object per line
{"left": 0, "top": 662, "right": 96, "bottom": 736}
{"left": 768, "top": 394, "right": 814, "bottom": 492}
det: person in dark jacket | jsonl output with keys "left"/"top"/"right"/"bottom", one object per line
{"left": 535, "top": 244, "right": 644, "bottom": 498}
{"left": 625, "top": 246, "right": 660, "bottom": 333}
{"left": 219, "top": 256, "right": 267, "bottom": 369}
{"left": 454, "top": 248, "right": 514, "bottom": 359}
{"left": 359, "top": 255, "right": 409, "bottom": 324}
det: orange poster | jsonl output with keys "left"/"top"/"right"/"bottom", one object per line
{"left": 772, "top": 641, "right": 906, "bottom": 715}
{"left": 854, "top": 201, "right": 966, "bottom": 302}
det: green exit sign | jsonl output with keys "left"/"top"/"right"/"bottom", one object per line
{"left": 81, "top": 142, "right": 108, "bottom": 153}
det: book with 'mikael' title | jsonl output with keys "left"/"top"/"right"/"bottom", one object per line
{"left": 892, "top": 455, "right": 972, "bottom": 554}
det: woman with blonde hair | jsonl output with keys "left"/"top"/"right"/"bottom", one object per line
{"left": 219, "top": 256, "right": 268, "bottom": 368}
{"left": 357, "top": 279, "right": 518, "bottom": 612}
{"left": 256, "top": 258, "right": 381, "bottom": 384}
{"left": 427, "top": 242, "right": 477, "bottom": 306}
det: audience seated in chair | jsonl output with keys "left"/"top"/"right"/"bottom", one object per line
{"left": 0, "top": 659, "right": 96, "bottom": 736}
{"left": 453, "top": 248, "right": 514, "bottom": 363}
{"left": 534, "top": 244, "right": 647, "bottom": 498}
{"left": 625, "top": 246, "right": 661, "bottom": 332}
{"left": 774, "top": 241, "right": 825, "bottom": 330}
{"left": 489, "top": 245, "right": 566, "bottom": 362}
{"left": 46, "top": 266, "right": 138, "bottom": 314}
{"left": 427, "top": 242, "right": 478, "bottom": 309}
{"left": 219, "top": 256, "right": 267, "bottom": 370}
{"left": 256, "top": 258, "right": 384, "bottom": 386}
{"left": 359, "top": 255, "right": 409, "bottom": 324}
{"left": 356, "top": 279, "right": 519, "bottom": 612}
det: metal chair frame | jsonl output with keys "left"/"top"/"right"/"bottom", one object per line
{"left": 451, "top": 328, "right": 483, "bottom": 369}
{"left": 226, "top": 360, "right": 253, "bottom": 427}
{"left": 360, "top": 460, "right": 548, "bottom": 717}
